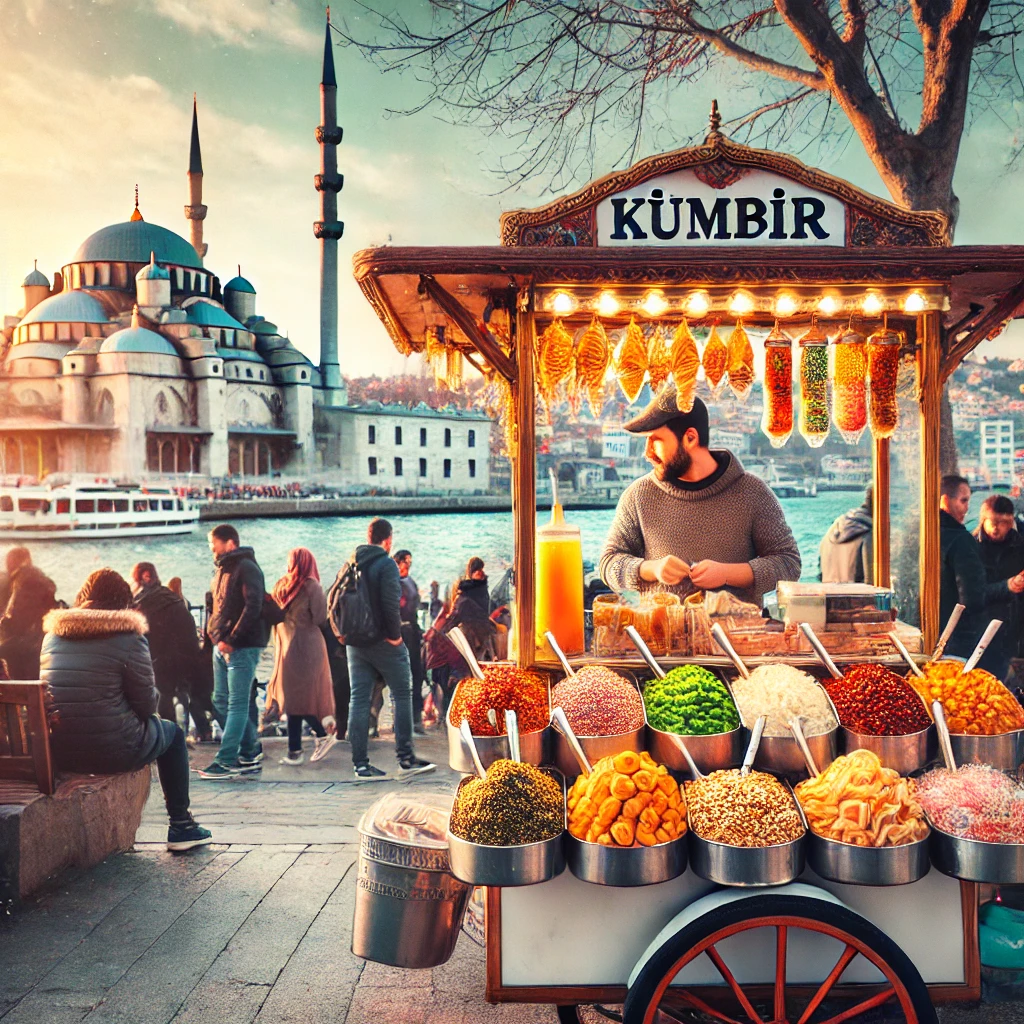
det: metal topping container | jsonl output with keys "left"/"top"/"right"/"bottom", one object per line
{"left": 353, "top": 792, "right": 472, "bottom": 969}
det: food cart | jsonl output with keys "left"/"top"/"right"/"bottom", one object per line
{"left": 352, "top": 111, "right": 1024, "bottom": 1023}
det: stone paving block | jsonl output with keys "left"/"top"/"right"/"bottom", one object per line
{"left": 253, "top": 856, "right": 362, "bottom": 1024}
{"left": 77, "top": 847, "right": 299, "bottom": 1024}
{"left": 0, "top": 848, "right": 225, "bottom": 1014}
{"left": 1, "top": 848, "right": 246, "bottom": 1024}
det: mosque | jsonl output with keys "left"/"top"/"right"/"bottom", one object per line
{"left": 0, "top": 18, "right": 490, "bottom": 491}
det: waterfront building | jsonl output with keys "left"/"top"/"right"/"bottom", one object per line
{"left": 0, "top": 16, "right": 491, "bottom": 491}
{"left": 980, "top": 419, "right": 1015, "bottom": 487}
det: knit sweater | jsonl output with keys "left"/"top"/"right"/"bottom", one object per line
{"left": 599, "top": 450, "right": 802, "bottom": 606}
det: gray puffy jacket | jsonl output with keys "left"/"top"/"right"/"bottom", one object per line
{"left": 40, "top": 607, "right": 162, "bottom": 774}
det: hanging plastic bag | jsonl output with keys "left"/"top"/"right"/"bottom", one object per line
{"left": 833, "top": 322, "right": 868, "bottom": 443}
{"left": 762, "top": 321, "right": 794, "bottom": 448}
{"left": 726, "top": 321, "right": 755, "bottom": 402}
{"left": 798, "top": 319, "right": 830, "bottom": 448}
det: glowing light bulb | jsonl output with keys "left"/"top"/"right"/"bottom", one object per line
{"left": 903, "top": 290, "right": 926, "bottom": 313}
{"left": 597, "top": 291, "right": 619, "bottom": 317}
{"left": 551, "top": 291, "right": 576, "bottom": 315}
{"left": 818, "top": 294, "right": 839, "bottom": 316}
{"left": 729, "top": 290, "right": 755, "bottom": 315}
{"left": 774, "top": 292, "right": 798, "bottom": 317}
{"left": 862, "top": 292, "right": 884, "bottom": 316}
{"left": 685, "top": 291, "right": 710, "bottom": 317}
{"left": 641, "top": 290, "right": 668, "bottom": 316}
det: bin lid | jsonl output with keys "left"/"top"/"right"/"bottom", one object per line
{"left": 356, "top": 791, "right": 454, "bottom": 850}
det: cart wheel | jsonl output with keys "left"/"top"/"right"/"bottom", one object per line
{"left": 623, "top": 893, "right": 936, "bottom": 1024}
{"left": 556, "top": 1007, "right": 582, "bottom": 1023}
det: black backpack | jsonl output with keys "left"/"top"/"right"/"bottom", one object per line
{"left": 327, "top": 557, "right": 382, "bottom": 648}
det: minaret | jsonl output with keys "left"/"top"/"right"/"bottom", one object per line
{"left": 314, "top": 9, "right": 344, "bottom": 402}
{"left": 185, "top": 95, "right": 208, "bottom": 259}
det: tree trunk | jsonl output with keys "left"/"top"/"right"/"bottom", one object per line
{"left": 939, "top": 386, "right": 958, "bottom": 476}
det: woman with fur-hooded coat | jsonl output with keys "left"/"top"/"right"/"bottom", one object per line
{"left": 40, "top": 568, "right": 212, "bottom": 852}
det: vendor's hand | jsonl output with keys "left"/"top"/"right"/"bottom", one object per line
{"left": 217, "top": 641, "right": 234, "bottom": 659}
{"left": 386, "top": 636, "right": 405, "bottom": 646}
{"left": 1010, "top": 573, "right": 1024, "bottom": 594}
{"left": 689, "top": 560, "right": 731, "bottom": 590}
{"left": 643, "top": 555, "right": 690, "bottom": 586}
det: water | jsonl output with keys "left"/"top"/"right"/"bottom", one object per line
{"left": 18, "top": 492, "right": 859, "bottom": 608}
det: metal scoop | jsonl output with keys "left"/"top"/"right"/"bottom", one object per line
{"left": 711, "top": 623, "right": 751, "bottom": 679}
{"left": 545, "top": 631, "right": 577, "bottom": 678}
{"left": 889, "top": 632, "right": 925, "bottom": 678}
{"left": 550, "top": 706, "right": 592, "bottom": 775}
{"left": 798, "top": 622, "right": 843, "bottom": 679}
{"left": 933, "top": 603, "right": 965, "bottom": 661}
{"left": 459, "top": 719, "right": 487, "bottom": 779}
{"left": 789, "top": 716, "right": 821, "bottom": 777}
{"left": 504, "top": 709, "right": 522, "bottom": 763}
{"left": 624, "top": 625, "right": 667, "bottom": 679}
{"left": 668, "top": 733, "right": 706, "bottom": 780}
{"left": 448, "top": 626, "right": 486, "bottom": 680}
{"left": 740, "top": 715, "right": 768, "bottom": 776}
{"left": 961, "top": 620, "right": 1003, "bottom": 674}
{"left": 931, "top": 700, "right": 958, "bottom": 771}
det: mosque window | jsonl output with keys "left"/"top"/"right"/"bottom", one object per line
{"left": 419, "top": 458, "right": 427, "bottom": 478}
{"left": 182, "top": 272, "right": 192, "bottom": 292}
{"left": 395, "top": 426, "right": 403, "bottom": 445}
{"left": 72, "top": 323, "right": 85, "bottom": 341}
{"left": 444, "top": 459, "right": 452, "bottom": 479}
{"left": 69, "top": 363, "right": 76, "bottom": 371}
{"left": 72, "top": 266, "right": 82, "bottom": 288}
{"left": 112, "top": 264, "right": 127, "bottom": 289}
{"left": 245, "top": 368, "right": 253, "bottom": 378}
{"left": 394, "top": 457, "right": 403, "bottom": 477}
{"left": 444, "top": 428, "right": 451, "bottom": 448}
{"left": 420, "top": 428, "right": 427, "bottom": 446}
{"left": 156, "top": 392, "right": 168, "bottom": 415}
{"left": 301, "top": 371, "right": 307, "bottom": 380}
{"left": 469, "top": 459, "right": 477, "bottom": 478}
{"left": 98, "top": 263, "right": 110, "bottom": 286}
{"left": 368, "top": 425, "right": 376, "bottom": 444}
{"left": 43, "top": 323, "right": 55, "bottom": 340}
{"left": 84, "top": 264, "right": 96, "bottom": 287}
{"left": 259, "top": 371, "right": 265, "bottom": 381}
{"left": 468, "top": 429, "right": 476, "bottom": 448}
{"left": 28, "top": 324, "right": 40, "bottom": 341}
{"left": 212, "top": 364, "right": 220, "bottom": 373}
{"left": 368, "top": 456, "right": 378, "bottom": 476}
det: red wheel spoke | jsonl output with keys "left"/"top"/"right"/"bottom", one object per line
{"left": 815, "top": 987, "right": 896, "bottom": 1024}
{"left": 671, "top": 990, "right": 745, "bottom": 1024}
{"left": 705, "top": 945, "right": 764, "bottom": 1024}
{"left": 774, "top": 926, "right": 787, "bottom": 1023}
{"left": 796, "top": 944, "right": 858, "bottom": 1024}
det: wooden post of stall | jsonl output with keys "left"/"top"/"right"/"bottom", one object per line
{"left": 512, "top": 283, "right": 536, "bottom": 667}
{"left": 872, "top": 437, "right": 891, "bottom": 587}
{"left": 919, "top": 311, "right": 943, "bottom": 652}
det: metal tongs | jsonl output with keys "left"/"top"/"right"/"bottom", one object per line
{"left": 798, "top": 622, "right": 843, "bottom": 680}
{"left": 545, "top": 631, "right": 577, "bottom": 678}
{"left": 550, "top": 706, "right": 592, "bottom": 776}
{"left": 711, "top": 623, "right": 751, "bottom": 679}
{"left": 933, "top": 603, "right": 965, "bottom": 662}
{"left": 961, "top": 620, "right": 1003, "bottom": 674}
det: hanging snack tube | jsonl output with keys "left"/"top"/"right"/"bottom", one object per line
{"left": 670, "top": 319, "right": 700, "bottom": 412}
{"left": 536, "top": 318, "right": 574, "bottom": 410}
{"left": 701, "top": 322, "right": 728, "bottom": 398}
{"left": 647, "top": 325, "right": 671, "bottom": 393}
{"left": 833, "top": 323, "right": 868, "bottom": 443}
{"left": 798, "top": 320, "right": 830, "bottom": 447}
{"left": 867, "top": 321, "right": 901, "bottom": 439}
{"left": 575, "top": 316, "right": 611, "bottom": 419}
{"left": 616, "top": 317, "right": 649, "bottom": 404}
{"left": 726, "top": 321, "right": 755, "bottom": 402}
{"left": 762, "top": 322, "right": 794, "bottom": 447}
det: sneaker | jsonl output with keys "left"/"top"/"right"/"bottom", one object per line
{"left": 413, "top": 724, "right": 427, "bottom": 737}
{"left": 167, "top": 819, "right": 213, "bottom": 852}
{"left": 279, "top": 750, "right": 305, "bottom": 766}
{"left": 239, "top": 749, "right": 264, "bottom": 767}
{"left": 354, "top": 763, "right": 387, "bottom": 779}
{"left": 197, "top": 762, "right": 240, "bottom": 780}
{"left": 237, "top": 761, "right": 262, "bottom": 775}
{"left": 398, "top": 757, "right": 436, "bottom": 777}
{"left": 310, "top": 733, "right": 338, "bottom": 763}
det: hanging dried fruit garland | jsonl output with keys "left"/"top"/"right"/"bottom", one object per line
{"left": 670, "top": 319, "right": 700, "bottom": 413}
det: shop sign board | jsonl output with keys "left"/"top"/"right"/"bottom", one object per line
{"left": 595, "top": 169, "right": 845, "bottom": 248}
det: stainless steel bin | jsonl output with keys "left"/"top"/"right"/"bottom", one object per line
{"left": 352, "top": 792, "right": 472, "bottom": 969}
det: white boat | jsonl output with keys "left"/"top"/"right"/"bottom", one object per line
{"left": 0, "top": 478, "right": 200, "bottom": 540}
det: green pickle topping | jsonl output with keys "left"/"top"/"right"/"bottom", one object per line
{"left": 644, "top": 665, "right": 740, "bottom": 736}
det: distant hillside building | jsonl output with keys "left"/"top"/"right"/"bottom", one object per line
{"left": 980, "top": 419, "right": 1015, "bottom": 487}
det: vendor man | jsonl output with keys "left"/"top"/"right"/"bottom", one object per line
{"left": 600, "top": 385, "right": 801, "bottom": 605}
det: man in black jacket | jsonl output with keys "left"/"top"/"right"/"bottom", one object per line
{"left": 0, "top": 547, "right": 57, "bottom": 679}
{"left": 973, "top": 494, "right": 1024, "bottom": 679}
{"left": 345, "top": 518, "right": 434, "bottom": 778}
{"left": 199, "top": 524, "right": 268, "bottom": 780}
{"left": 940, "top": 475, "right": 987, "bottom": 660}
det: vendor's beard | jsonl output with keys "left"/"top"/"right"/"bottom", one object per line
{"left": 650, "top": 447, "right": 692, "bottom": 483}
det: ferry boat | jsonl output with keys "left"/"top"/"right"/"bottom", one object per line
{"left": 0, "top": 477, "right": 200, "bottom": 540}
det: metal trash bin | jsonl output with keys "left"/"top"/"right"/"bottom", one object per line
{"left": 352, "top": 791, "right": 471, "bottom": 969}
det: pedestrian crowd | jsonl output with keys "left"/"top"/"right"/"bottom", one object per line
{"left": 0, "top": 518, "right": 513, "bottom": 852}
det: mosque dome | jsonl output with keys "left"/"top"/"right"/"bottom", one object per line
{"left": 22, "top": 267, "right": 49, "bottom": 288}
{"left": 73, "top": 220, "right": 203, "bottom": 268}
{"left": 136, "top": 252, "right": 170, "bottom": 281}
{"left": 100, "top": 309, "right": 178, "bottom": 356}
{"left": 225, "top": 274, "right": 255, "bottom": 294}
{"left": 185, "top": 302, "right": 247, "bottom": 331}
{"left": 18, "top": 290, "right": 108, "bottom": 327}
{"left": 249, "top": 320, "right": 280, "bottom": 336}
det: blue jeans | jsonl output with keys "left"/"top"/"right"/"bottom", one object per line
{"left": 347, "top": 641, "right": 414, "bottom": 766}
{"left": 212, "top": 646, "right": 262, "bottom": 767}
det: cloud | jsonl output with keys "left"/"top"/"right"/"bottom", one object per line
{"left": 150, "top": 0, "right": 320, "bottom": 51}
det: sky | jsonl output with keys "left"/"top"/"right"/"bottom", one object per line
{"left": 1, "top": 0, "right": 1023, "bottom": 377}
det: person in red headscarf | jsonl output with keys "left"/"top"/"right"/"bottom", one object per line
{"left": 266, "top": 548, "right": 336, "bottom": 765}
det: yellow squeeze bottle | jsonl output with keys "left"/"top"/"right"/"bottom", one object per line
{"left": 535, "top": 469, "right": 585, "bottom": 657}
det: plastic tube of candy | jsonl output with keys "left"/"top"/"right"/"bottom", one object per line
{"left": 867, "top": 320, "right": 901, "bottom": 439}
{"left": 762, "top": 321, "right": 793, "bottom": 448}
{"left": 798, "top": 319, "right": 830, "bottom": 448}
{"left": 833, "top": 323, "right": 868, "bottom": 443}
{"left": 726, "top": 321, "right": 755, "bottom": 402}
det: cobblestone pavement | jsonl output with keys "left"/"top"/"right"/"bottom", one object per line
{"left": 0, "top": 725, "right": 1017, "bottom": 1023}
